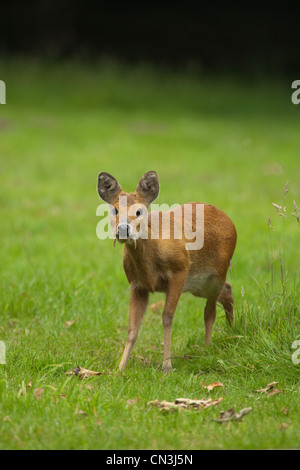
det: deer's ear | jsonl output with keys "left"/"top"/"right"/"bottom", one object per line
{"left": 136, "top": 171, "right": 159, "bottom": 205}
{"left": 97, "top": 172, "right": 122, "bottom": 204}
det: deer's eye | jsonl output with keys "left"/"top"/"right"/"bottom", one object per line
{"left": 112, "top": 207, "right": 118, "bottom": 217}
{"left": 136, "top": 209, "right": 142, "bottom": 217}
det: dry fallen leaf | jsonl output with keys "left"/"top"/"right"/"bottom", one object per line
{"left": 279, "top": 423, "right": 289, "bottom": 431}
{"left": 206, "top": 397, "right": 223, "bottom": 408}
{"left": 72, "top": 366, "right": 101, "bottom": 379}
{"left": 255, "top": 382, "right": 279, "bottom": 393}
{"left": 267, "top": 388, "right": 282, "bottom": 397}
{"left": 149, "top": 301, "right": 164, "bottom": 313}
{"left": 201, "top": 381, "right": 223, "bottom": 391}
{"left": 76, "top": 410, "right": 88, "bottom": 417}
{"left": 64, "top": 319, "right": 76, "bottom": 328}
{"left": 176, "top": 397, "right": 223, "bottom": 409}
{"left": 214, "top": 407, "right": 252, "bottom": 423}
{"left": 127, "top": 398, "right": 141, "bottom": 405}
{"left": 148, "top": 400, "right": 187, "bottom": 410}
{"left": 218, "top": 408, "right": 235, "bottom": 421}
{"left": 148, "top": 396, "right": 223, "bottom": 411}
{"left": 33, "top": 388, "right": 45, "bottom": 400}
{"left": 281, "top": 407, "right": 288, "bottom": 415}
{"left": 65, "top": 366, "right": 123, "bottom": 379}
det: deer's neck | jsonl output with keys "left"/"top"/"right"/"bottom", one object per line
{"left": 125, "top": 238, "right": 159, "bottom": 292}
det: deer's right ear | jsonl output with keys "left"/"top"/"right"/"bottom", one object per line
{"left": 136, "top": 171, "right": 159, "bottom": 205}
{"left": 97, "top": 172, "right": 122, "bottom": 204}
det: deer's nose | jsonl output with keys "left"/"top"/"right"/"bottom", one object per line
{"left": 117, "top": 223, "right": 131, "bottom": 239}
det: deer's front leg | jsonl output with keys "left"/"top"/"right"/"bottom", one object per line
{"left": 118, "top": 287, "right": 149, "bottom": 371}
{"left": 162, "top": 271, "right": 187, "bottom": 373}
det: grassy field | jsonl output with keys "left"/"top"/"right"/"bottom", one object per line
{"left": 0, "top": 60, "right": 300, "bottom": 450}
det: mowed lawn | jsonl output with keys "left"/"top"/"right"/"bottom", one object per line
{"left": 0, "top": 61, "right": 300, "bottom": 449}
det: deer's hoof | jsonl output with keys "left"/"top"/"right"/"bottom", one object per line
{"left": 162, "top": 361, "right": 173, "bottom": 374}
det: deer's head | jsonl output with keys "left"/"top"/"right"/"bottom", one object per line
{"left": 97, "top": 171, "right": 159, "bottom": 245}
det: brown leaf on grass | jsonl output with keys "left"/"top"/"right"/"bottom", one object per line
{"left": 279, "top": 423, "right": 289, "bottom": 431}
{"left": 254, "top": 382, "right": 279, "bottom": 393}
{"left": 148, "top": 397, "right": 223, "bottom": 411}
{"left": 64, "top": 319, "right": 76, "bottom": 328}
{"left": 127, "top": 398, "right": 141, "bottom": 405}
{"left": 218, "top": 408, "right": 235, "bottom": 421}
{"left": 76, "top": 410, "right": 88, "bottom": 417}
{"left": 149, "top": 301, "right": 164, "bottom": 313}
{"left": 201, "top": 381, "right": 223, "bottom": 391}
{"left": 267, "top": 388, "right": 282, "bottom": 397}
{"left": 214, "top": 407, "right": 252, "bottom": 423}
{"left": 33, "top": 388, "right": 45, "bottom": 400}
{"left": 66, "top": 366, "right": 101, "bottom": 379}
{"left": 281, "top": 407, "right": 288, "bottom": 415}
{"left": 148, "top": 399, "right": 187, "bottom": 410}
{"left": 206, "top": 397, "right": 223, "bottom": 408}
{"left": 65, "top": 366, "right": 123, "bottom": 379}
{"left": 175, "top": 397, "right": 223, "bottom": 409}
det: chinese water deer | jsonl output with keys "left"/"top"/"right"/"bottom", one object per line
{"left": 97, "top": 171, "right": 237, "bottom": 373}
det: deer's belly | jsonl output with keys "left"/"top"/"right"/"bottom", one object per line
{"left": 183, "top": 272, "right": 217, "bottom": 297}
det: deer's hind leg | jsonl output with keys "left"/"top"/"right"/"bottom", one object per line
{"left": 204, "top": 297, "right": 218, "bottom": 345}
{"left": 217, "top": 281, "right": 234, "bottom": 326}
{"left": 202, "top": 277, "right": 229, "bottom": 344}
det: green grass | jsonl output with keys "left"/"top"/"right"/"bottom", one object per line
{"left": 0, "top": 60, "right": 300, "bottom": 449}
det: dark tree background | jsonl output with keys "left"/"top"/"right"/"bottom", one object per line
{"left": 1, "top": 0, "right": 300, "bottom": 75}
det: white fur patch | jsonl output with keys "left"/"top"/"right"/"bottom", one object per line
{"left": 183, "top": 272, "right": 213, "bottom": 296}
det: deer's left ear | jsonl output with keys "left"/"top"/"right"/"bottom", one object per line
{"left": 136, "top": 171, "right": 159, "bottom": 205}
